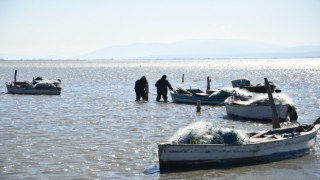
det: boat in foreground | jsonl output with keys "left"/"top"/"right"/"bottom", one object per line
{"left": 224, "top": 96, "right": 298, "bottom": 121}
{"left": 158, "top": 119, "right": 320, "bottom": 170}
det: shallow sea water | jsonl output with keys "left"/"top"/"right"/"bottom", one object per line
{"left": 0, "top": 59, "right": 319, "bottom": 179}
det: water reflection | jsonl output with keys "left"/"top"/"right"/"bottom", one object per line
{"left": 0, "top": 59, "right": 319, "bottom": 179}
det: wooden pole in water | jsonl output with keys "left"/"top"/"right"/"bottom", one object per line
{"left": 14, "top": 70, "right": 17, "bottom": 82}
{"left": 207, "top": 76, "right": 210, "bottom": 90}
{"left": 264, "top": 78, "right": 281, "bottom": 129}
{"left": 196, "top": 100, "right": 201, "bottom": 112}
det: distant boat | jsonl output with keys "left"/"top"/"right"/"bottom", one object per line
{"left": 224, "top": 96, "right": 298, "bottom": 121}
{"left": 231, "top": 78, "right": 278, "bottom": 93}
{"left": 158, "top": 118, "right": 320, "bottom": 170}
{"left": 170, "top": 88, "right": 250, "bottom": 105}
{"left": 6, "top": 70, "right": 62, "bottom": 95}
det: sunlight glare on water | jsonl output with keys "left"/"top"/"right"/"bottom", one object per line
{"left": 0, "top": 58, "right": 320, "bottom": 179}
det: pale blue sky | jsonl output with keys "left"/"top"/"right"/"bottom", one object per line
{"left": 0, "top": 0, "right": 319, "bottom": 59}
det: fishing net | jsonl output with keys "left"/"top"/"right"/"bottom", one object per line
{"left": 169, "top": 121, "right": 249, "bottom": 145}
{"left": 243, "top": 93, "right": 295, "bottom": 105}
{"left": 209, "top": 87, "right": 251, "bottom": 98}
{"left": 34, "top": 82, "right": 57, "bottom": 89}
{"left": 33, "top": 78, "right": 61, "bottom": 89}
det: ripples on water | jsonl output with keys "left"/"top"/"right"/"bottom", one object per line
{"left": 0, "top": 59, "right": 319, "bottom": 179}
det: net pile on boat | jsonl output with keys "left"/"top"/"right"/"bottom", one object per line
{"left": 169, "top": 121, "right": 249, "bottom": 145}
{"left": 34, "top": 82, "right": 57, "bottom": 89}
{"left": 33, "top": 77, "right": 62, "bottom": 89}
{"left": 209, "top": 87, "right": 251, "bottom": 98}
{"left": 242, "top": 93, "right": 294, "bottom": 105}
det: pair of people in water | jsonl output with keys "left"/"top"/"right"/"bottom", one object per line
{"left": 134, "top": 75, "right": 174, "bottom": 102}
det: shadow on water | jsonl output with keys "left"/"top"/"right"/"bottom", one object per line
{"left": 154, "top": 162, "right": 269, "bottom": 175}
{"left": 222, "top": 115, "right": 274, "bottom": 124}
{"left": 140, "top": 164, "right": 237, "bottom": 175}
{"left": 149, "top": 152, "right": 318, "bottom": 175}
{"left": 221, "top": 114, "right": 300, "bottom": 125}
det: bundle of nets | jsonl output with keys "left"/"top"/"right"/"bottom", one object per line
{"left": 34, "top": 82, "right": 57, "bottom": 89}
{"left": 242, "top": 93, "right": 294, "bottom": 106}
{"left": 209, "top": 87, "right": 251, "bottom": 98}
{"left": 33, "top": 77, "right": 61, "bottom": 85}
{"left": 168, "top": 121, "right": 249, "bottom": 145}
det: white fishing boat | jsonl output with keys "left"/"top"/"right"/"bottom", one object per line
{"left": 6, "top": 70, "right": 62, "bottom": 95}
{"left": 158, "top": 119, "right": 320, "bottom": 170}
{"left": 224, "top": 95, "right": 298, "bottom": 121}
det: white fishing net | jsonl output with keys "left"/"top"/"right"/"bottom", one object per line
{"left": 169, "top": 121, "right": 249, "bottom": 145}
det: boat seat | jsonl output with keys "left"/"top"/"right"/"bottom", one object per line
{"left": 176, "top": 88, "right": 192, "bottom": 95}
{"left": 250, "top": 131, "right": 268, "bottom": 138}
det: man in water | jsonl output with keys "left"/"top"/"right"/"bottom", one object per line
{"left": 135, "top": 76, "right": 149, "bottom": 101}
{"left": 155, "top": 75, "right": 173, "bottom": 102}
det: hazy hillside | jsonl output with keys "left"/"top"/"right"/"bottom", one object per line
{"left": 79, "top": 39, "right": 320, "bottom": 59}
{"left": 1, "top": 39, "right": 319, "bottom": 60}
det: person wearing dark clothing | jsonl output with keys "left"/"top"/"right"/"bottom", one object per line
{"left": 135, "top": 76, "right": 149, "bottom": 101}
{"left": 155, "top": 75, "right": 173, "bottom": 102}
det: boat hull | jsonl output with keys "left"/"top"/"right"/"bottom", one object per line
{"left": 6, "top": 84, "right": 61, "bottom": 95}
{"left": 170, "top": 92, "right": 227, "bottom": 105}
{"left": 231, "top": 79, "right": 276, "bottom": 93}
{"left": 244, "top": 85, "right": 275, "bottom": 93}
{"left": 158, "top": 126, "right": 319, "bottom": 170}
{"left": 225, "top": 102, "right": 290, "bottom": 121}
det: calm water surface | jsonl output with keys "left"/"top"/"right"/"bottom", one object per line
{"left": 0, "top": 59, "right": 319, "bottom": 179}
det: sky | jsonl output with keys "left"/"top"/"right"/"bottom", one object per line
{"left": 0, "top": 0, "right": 319, "bottom": 59}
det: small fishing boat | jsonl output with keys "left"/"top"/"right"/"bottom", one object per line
{"left": 170, "top": 87, "right": 250, "bottom": 105}
{"left": 224, "top": 95, "right": 298, "bottom": 121}
{"left": 231, "top": 78, "right": 278, "bottom": 93}
{"left": 6, "top": 70, "right": 62, "bottom": 95}
{"left": 158, "top": 118, "right": 320, "bottom": 170}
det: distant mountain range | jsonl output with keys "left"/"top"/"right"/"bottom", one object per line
{"left": 78, "top": 39, "right": 320, "bottom": 60}
{"left": 1, "top": 39, "right": 320, "bottom": 60}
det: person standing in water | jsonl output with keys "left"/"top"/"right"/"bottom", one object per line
{"left": 135, "top": 76, "right": 149, "bottom": 101}
{"left": 155, "top": 75, "right": 173, "bottom": 102}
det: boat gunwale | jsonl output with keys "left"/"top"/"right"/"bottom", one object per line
{"left": 158, "top": 124, "right": 319, "bottom": 147}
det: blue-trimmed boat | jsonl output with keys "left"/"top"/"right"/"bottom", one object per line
{"left": 170, "top": 88, "right": 250, "bottom": 105}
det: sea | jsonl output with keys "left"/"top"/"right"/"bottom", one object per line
{"left": 0, "top": 58, "right": 319, "bottom": 179}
